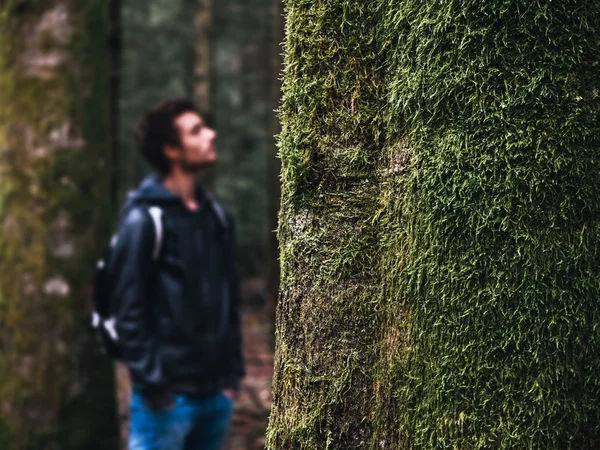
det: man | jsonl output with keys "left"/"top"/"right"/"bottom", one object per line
{"left": 110, "top": 98, "right": 244, "bottom": 450}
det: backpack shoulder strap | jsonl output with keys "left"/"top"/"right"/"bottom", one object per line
{"left": 204, "top": 192, "right": 230, "bottom": 234}
{"left": 116, "top": 193, "right": 164, "bottom": 261}
{"left": 147, "top": 206, "right": 164, "bottom": 261}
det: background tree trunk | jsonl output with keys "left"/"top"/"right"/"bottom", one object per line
{"left": 212, "top": 0, "right": 281, "bottom": 280}
{"left": 0, "top": 1, "right": 119, "bottom": 448}
{"left": 194, "top": 0, "right": 212, "bottom": 117}
{"left": 268, "top": 1, "right": 600, "bottom": 449}
{"left": 118, "top": 0, "right": 196, "bottom": 200}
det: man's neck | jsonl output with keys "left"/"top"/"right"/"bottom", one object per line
{"left": 162, "top": 168, "right": 199, "bottom": 211}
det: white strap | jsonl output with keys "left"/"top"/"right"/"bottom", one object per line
{"left": 147, "top": 206, "right": 163, "bottom": 261}
{"left": 91, "top": 311, "right": 101, "bottom": 328}
{"left": 103, "top": 317, "right": 119, "bottom": 341}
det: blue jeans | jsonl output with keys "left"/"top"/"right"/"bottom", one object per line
{"left": 128, "top": 390, "right": 234, "bottom": 450}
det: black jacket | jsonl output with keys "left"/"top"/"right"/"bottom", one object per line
{"left": 110, "top": 175, "right": 244, "bottom": 397}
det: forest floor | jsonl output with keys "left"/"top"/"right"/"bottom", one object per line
{"left": 224, "top": 310, "right": 274, "bottom": 450}
{"left": 116, "top": 300, "right": 275, "bottom": 450}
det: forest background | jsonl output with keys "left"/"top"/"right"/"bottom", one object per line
{"left": 3, "top": 0, "right": 600, "bottom": 449}
{"left": 0, "top": 0, "right": 283, "bottom": 448}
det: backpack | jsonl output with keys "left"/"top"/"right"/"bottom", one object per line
{"left": 90, "top": 192, "right": 230, "bottom": 359}
{"left": 91, "top": 203, "right": 164, "bottom": 359}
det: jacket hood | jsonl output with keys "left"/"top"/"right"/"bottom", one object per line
{"left": 129, "top": 175, "right": 180, "bottom": 204}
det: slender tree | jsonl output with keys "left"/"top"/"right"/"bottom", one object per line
{"left": 0, "top": 1, "right": 119, "bottom": 448}
{"left": 195, "top": 0, "right": 212, "bottom": 116}
{"left": 268, "top": 1, "right": 600, "bottom": 449}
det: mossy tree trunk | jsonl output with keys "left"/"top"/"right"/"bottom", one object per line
{"left": 0, "top": 1, "right": 119, "bottom": 448}
{"left": 268, "top": 1, "right": 600, "bottom": 449}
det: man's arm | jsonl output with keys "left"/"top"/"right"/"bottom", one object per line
{"left": 110, "top": 208, "right": 170, "bottom": 405}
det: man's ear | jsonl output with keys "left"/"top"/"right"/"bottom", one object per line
{"left": 163, "top": 144, "right": 181, "bottom": 163}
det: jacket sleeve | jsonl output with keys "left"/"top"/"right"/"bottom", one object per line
{"left": 110, "top": 207, "right": 167, "bottom": 394}
{"left": 227, "top": 217, "right": 246, "bottom": 385}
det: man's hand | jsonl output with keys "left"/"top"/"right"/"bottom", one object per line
{"left": 143, "top": 391, "right": 176, "bottom": 411}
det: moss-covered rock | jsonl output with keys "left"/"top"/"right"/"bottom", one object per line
{"left": 0, "top": 1, "right": 118, "bottom": 448}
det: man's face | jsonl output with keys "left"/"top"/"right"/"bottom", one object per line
{"left": 170, "top": 111, "right": 217, "bottom": 173}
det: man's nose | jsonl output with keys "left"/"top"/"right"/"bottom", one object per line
{"left": 208, "top": 127, "right": 217, "bottom": 141}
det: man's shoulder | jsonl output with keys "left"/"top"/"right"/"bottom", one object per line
{"left": 117, "top": 204, "right": 158, "bottom": 239}
{"left": 122, "top": 205, "right": 152, "bottom": 225}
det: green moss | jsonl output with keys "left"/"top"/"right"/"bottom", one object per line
{"left": 268, "top": 1, "right": 389, "bottom": 449}
{"left": 270, "top": 0, "right": 600, "bottom": 449}
{"left": 382, "top": 0, "right": 600, "bottom": 447}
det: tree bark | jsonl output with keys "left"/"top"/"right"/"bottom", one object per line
{"left": 268, "top": 1, "right": 600, "bottom": 449}
{"left": 0, "top": 1, "right": 119, "bottom": 448}
{"left": 268, "top": 2, "right": 389, "bottom": 448}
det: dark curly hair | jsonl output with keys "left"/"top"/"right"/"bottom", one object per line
{"left": 135, "top": 97, "right": 198, "bottom": 175}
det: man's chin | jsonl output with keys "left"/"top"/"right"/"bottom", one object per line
{"left": 182, "top": 159, "right": 217, "bottom": 174}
